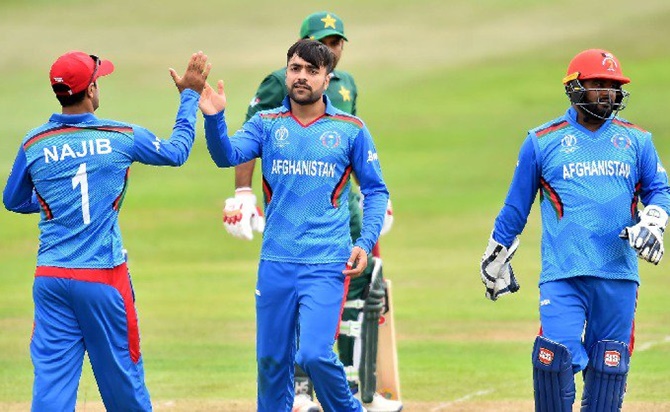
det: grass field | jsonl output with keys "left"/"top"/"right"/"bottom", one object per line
{"left": 1, "top": 0, "right": 670, "bottom": 411}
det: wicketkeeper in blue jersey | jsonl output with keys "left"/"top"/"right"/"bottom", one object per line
{"left": 3, "top": 50, "right": 210, "bottom": 411}
{"left": 480, "top": 48, "right": 670, "bottom": 412}
{"left": 199, "top": 39, "right": 389, "bottom": 412}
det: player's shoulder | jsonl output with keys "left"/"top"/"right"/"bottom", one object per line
{"left": 332, "top": 69, "right": 356, "bottom": 85}
{"left": 22, "top": 121, "right": 56, "bottom": 145}
{"left": 326, "top": 107, "right": 365, "bottom": 130}
{"left": 530, "top": 114, "right": 570, "bottom": 139}
{"left": 332, "top": 68, "right": 354, "bottom": 79}
{"left": 257, "top": 104, "right": 290, "bottom": 120}
{"left": 610, "top": 116, "right": 649, "bottom": 135}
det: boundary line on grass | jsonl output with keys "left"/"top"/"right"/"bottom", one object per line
{"left": 636, "top": 336, "right": 670, "bottom": 352}
{"left": 429, "top": 389, "right": 494, "bottom": 411}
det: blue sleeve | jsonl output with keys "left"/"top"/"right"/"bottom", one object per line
{"left": 492, "top": 134, "right": 540, "bottom": 247}
{"left": 637, "top": 133, "right": 670, "bottom": 214}
{"left": 131, "top": 89, "right": 199, "bottom": 166}
{"left": 3, "top": 145, "right": 40, "bottom": 213}
{"left": 350, "top": 125, "right": 389, "bottom": 253}
{"left": 203, "top": 111, "right": 262, "bottom": 168}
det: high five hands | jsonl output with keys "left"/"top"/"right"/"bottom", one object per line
{"left": 169, "top": 51, "right": 211, "bottom": 95}
{"left": 199, "top": 79, "right": 227, "bottom": 115}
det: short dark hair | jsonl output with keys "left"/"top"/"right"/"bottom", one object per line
{"left": 53, "top": 83, "right": 87, "bottom": 107}
{"left": 286, "top": 39, "right": 335, "bottom": 73}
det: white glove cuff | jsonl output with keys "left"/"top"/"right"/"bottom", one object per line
{"left": 640, "top": 205, "right": 668, "bottom": 228}
{"left": 235, "top": 186, "right": 253, "bottom": 194}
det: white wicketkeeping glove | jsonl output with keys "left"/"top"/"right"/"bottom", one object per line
{"left": 480, "top": 237, "right": 521, "bottom": 301}
{"left": 222, "top": 187, "right": 265, "bottom": 241}
{"left": 619, "top": 205, "right": 668, "bottom": 265}
{"left": 379, "top": 199, "right": 394, "bottom": 236}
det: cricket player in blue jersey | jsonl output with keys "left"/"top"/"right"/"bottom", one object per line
{"left": 199, "top": 39, "right": 389, "bottom": 412}
{"left": 221, "top": 11, "right": 399, "bottom": 412}
{"left": 480, "top": 48, "right": 670, "bottom": 412}
{"left": 3, "top": 50, "right": 210, "bottom": 411}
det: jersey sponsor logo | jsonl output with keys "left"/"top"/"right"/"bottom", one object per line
{"left": 43, "top": 138, "right": 112, "bottom": 163}
{"left": 604, "top": 350, "right": 621, "bottom": 367}
{"left": 611, "top": 134, "right": 631, "bottom": 149}
{"left": 270, "top": 158, "right": 336, "bottom": 178}
{"left": 320, "top": 131, "right": 341, "bottom": 148}
{"left": 562, "top": 160, "right": 631, "bottom": 180}
{"left": 538, "top": 347, "right": 554, "bottom": 365}
{"left": 560, "top": 134, "right": 579, "bottom": 154}
{"left": 274, "top": 126, "right": 290, "bottom": 148}
{"left": 540, "top": 299, "right": 550, "bottom": 306}
{"left": 367, "top": 150, "right": 379, "bottom": 163}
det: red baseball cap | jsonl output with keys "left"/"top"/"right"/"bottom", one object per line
{"left": 49, "top": 51, "right": 115, "bottom": 96}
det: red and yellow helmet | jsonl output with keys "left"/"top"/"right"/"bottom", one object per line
{"left": 562, "top": 49, "right": 630, "bottom": 85}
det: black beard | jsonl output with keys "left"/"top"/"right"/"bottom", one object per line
{"left": 288, "top": 87, "right": 321, "bottom": 105}
{"left": 584, "top": 102, "right": 613, "bottom": 119}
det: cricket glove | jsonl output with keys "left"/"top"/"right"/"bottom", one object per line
{"left": 379, "top": 199, "right": 394, "bottom": 236}
{"left": 222, "top": 187, "right": 265, "bottom": 241}
{"left": 480, "top": 236, "right": 521, "bottom": 301}
{"left": 620, "top": 205, "right": 668, "bottom": 265}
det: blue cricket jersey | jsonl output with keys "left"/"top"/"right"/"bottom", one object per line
{"left": 3, "top": 89, "right": 201, "bottom": 268}
{"left": 493, "top": 107, "right": 670, "bottom": 284}
{"left": 203, "top": 95, "right": 389, "bottom": 264}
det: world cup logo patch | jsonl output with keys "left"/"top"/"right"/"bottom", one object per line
{"left": 320, "top": 131, "right": 341, "bottom": 148}
{"left": 274, "top": 126, "right": 290, "bottom": 148}
{"left": 560, "top": 134, "right": 579, "bottom": 154}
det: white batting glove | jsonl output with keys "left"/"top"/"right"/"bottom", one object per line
{"left": 620, "top": 205, "right": 668, "bottom": 265}
{"left": 222, "top": 187, "right": 265, "bottom": 241}
{"left": 480, "top": 236, "right": 521, "bottom": 301}
{"left": 379, "top": 199, "right": 394, "bottom": 236}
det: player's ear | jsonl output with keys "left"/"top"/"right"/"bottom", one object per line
{"left": 87, "top": 82, "right": 97, "bottom": 97}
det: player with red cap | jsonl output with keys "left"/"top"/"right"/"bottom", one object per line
{"left": 3, "top": 50, "right": 210, "bottom": 411}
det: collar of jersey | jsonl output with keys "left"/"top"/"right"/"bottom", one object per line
{"left": 49, "top": 112, "right": 98, "bottom": 125}
{"left": 281, "top": 94, "right": 338, "bottom": 116}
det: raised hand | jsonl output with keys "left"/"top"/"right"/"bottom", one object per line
{"left": 199, "top": 79, "right": 227, "bottom": 115}
{"left": 169, "top": 51, "right": 211, "bottom": 94}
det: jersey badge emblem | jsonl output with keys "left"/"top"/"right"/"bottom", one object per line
{"left": 320, "top": 131, "right": 341, "bottom": 148}
{"left": 611, "top": 134, "right": 631, "bottom": 150}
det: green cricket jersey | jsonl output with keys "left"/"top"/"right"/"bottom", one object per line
{"left": 245, "top": 68, "right": 358, "bottom": 121}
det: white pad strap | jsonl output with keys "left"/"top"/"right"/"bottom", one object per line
{"left": 344, "top": 365, "right": 359, "bottom": 383}
{"left": 344, "top": 299, "right": 365, "bottom": 309}
{"left": 339, "top": 319, "right": 362, "bottom": 338}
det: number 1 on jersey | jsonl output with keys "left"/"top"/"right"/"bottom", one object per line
{"left": 72, "top": 163, "right": 91, "bottom": 224}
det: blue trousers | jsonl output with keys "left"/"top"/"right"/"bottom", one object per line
{"left": 255, "top": 260, "right": 363, "bottom": 412}
{"left": 31, "top": 264, "right": 151, "bottom": 411}
{"left": 539, "top": 277, "right": 637, "bottom": 373}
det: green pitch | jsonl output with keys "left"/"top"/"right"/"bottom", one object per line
{"left": 1, "top": 0, "right": 670, "bottom": 410}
